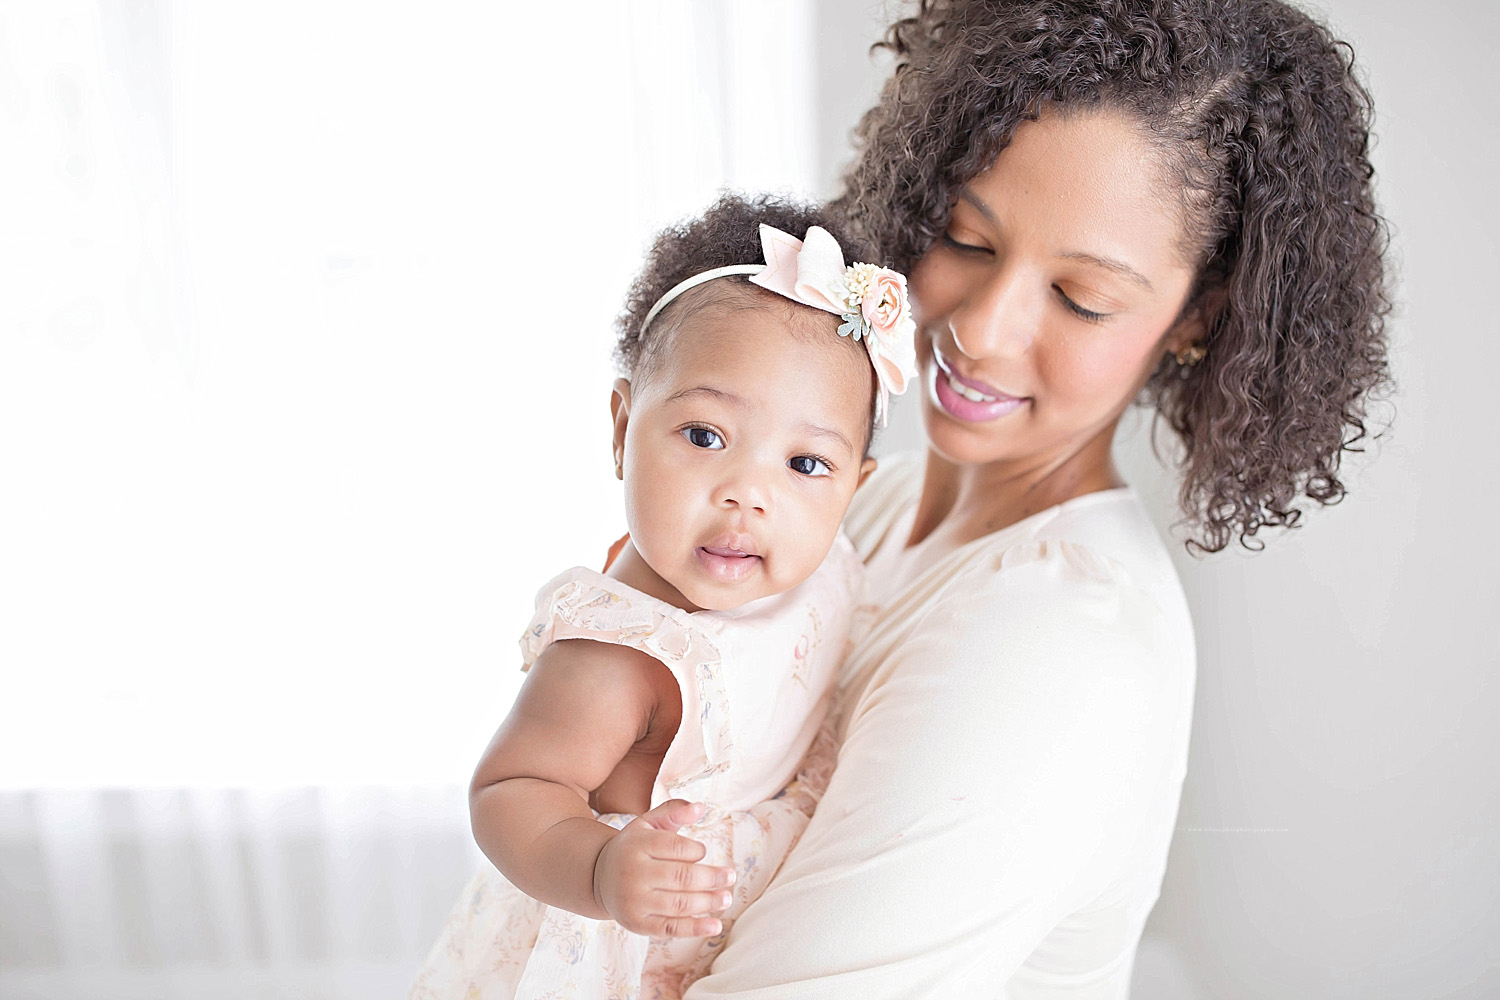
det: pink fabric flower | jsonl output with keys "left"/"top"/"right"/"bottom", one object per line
{"left": 862, "top": 270, "right": 908, "bottom": 338}
{"left": 746, "top": 225, "right": 920, "bottom": 426}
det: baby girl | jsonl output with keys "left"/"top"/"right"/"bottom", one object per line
{"left": 410, "top": 193, "right": 915, "bottom": 999}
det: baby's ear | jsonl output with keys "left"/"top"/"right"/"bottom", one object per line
{"left": 856, "top": 456, "right": 878, "bottom": 490}
{"left": 611, "top": 379, "right": 632, "bottom": 481}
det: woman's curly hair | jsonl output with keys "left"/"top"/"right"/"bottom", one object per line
{"left": 837, "top": 0, "right": 1393, "bottom": 552}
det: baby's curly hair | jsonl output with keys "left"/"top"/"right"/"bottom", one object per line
{"left": 837, "top": 0, "right": 1393, "bottom": 553}
{"left": 616, "top": 192, "right": 879, "bottom": 381}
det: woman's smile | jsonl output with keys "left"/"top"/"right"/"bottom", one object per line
{"left": 929, "top": 347, "right": 1030, "bottom": 423}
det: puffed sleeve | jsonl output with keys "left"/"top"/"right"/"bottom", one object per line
{"left": 683, "top": 539, "right": 1193, "bottom": 998}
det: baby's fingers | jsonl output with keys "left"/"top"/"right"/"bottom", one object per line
{"left": 640, "top": 828, "right": 711, "bottom": 865}
{"left": 652, "top": 854, "right": 737, "bottom": 894}
{"left": 657, "top": 914, "right": 724, "bottom": 939}
{"left": 609, "top": 883, "right": 731, "bottom": 938}
{"left": 638, "top": 798, "right": 705, "bottom": 833}
{"left": 649, "top": 884, "right": 734, "bottom": 919}
{"left": 644, "top": 907, "right": 728, "bottom": 940}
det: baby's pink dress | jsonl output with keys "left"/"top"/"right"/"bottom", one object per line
{"left": 408, "top": 533, "right": 863, "bottom": 1000}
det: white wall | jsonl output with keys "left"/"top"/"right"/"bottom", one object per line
{"left": 820, "top": 2, "right": 1499, "bottom": 997}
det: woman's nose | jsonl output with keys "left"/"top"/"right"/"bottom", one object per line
{"left": 948, "top": 267, "right": 1038, "bottom": 360}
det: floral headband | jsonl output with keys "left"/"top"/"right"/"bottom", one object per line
{"left": 638, "top": 224, "right": 919, "bottom": 426}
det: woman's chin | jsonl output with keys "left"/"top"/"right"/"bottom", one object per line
{"left": 920, "top": 399, "right": 1026, "bottom": 467}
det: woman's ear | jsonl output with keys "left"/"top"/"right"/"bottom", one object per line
{"left": 857, "top": 456, "right": 879, "bottom": 489}
{"left": 1164, "top": 283, "right": 1226, "bottom": 359}
{"left": 611, "top": 378, "right": 632, "bottom": 480}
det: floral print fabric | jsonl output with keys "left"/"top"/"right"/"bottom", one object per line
{"left": 409, "top": 537, "right": 861, "bottom": 1000}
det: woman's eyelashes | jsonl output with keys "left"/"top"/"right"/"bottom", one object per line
{"left": 943, "top": 232, "right": 1114, "bottom": 324}
{"left": 1055, "top": 287, "right": 1110, "bottom": 323}
{"left": 941, "top": 233, "right": 991, "bottom": 255}
{"left": 1056, "top": 287, "right": 1116, "bottom": 322}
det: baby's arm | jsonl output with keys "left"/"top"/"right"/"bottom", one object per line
{"left": 470, "top": 637, "right": 736, "bottom": 937}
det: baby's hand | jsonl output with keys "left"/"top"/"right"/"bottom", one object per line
{"left": 592, "top": 799, "right": 737, "bottom": 938}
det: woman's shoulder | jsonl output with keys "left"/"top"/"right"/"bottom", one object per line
{"left": 1023, "top": 488, "right": 1188, "bottom": 612}
{"left": 962, "top": 491, "right": 1193, "bottom": 662}
{"left": 845, "top": 501, "right": 1196, "bottom": 800}
{"left": 850, "top": 487, "right": 1194, "bottom": 701}
{"left": 844, "top": 454, "right": 1181, "bottom": 599}
{"left": 839, "top": 457, "right": 1195, "bottom": 691}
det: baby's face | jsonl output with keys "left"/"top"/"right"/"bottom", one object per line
{"left": 613, "top": 296, "right": 875, "bottom": 611}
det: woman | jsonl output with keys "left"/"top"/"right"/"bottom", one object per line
{"left": 684, "top": 0, "right": 1390, "bottom": 996}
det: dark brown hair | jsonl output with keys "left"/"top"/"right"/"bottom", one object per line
{"left": 615, "top": 192, "right": 882, "bottom": 445}
{"left": 616, "top": 192, "right": 878, "bottom": 376}
{"left": 837, "top": 0, "right": 1393, "bottom": 552}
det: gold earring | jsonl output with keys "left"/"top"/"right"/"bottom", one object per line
{"left": 1175, "top": 343, "right": 1206, "bottom": 367}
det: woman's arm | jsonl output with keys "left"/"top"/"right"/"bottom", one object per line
{"left": 684, "top": 543, "right": 1192, "bottom": 996}
{"left": 470, "top": 637, "right": 735, "bottom": 935}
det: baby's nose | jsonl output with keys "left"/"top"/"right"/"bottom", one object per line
{"left": 716, "top": 476, "right": 769, "bottom": 514}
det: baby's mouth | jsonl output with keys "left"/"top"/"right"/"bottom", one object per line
{"left": 701, "top": 545, "right": 757, "bottom": 559}
{"left": 696, "top": 537, "right": 763, "bottom": 583}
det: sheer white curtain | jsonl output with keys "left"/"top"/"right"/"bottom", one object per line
{"left": 0, "top": 2, "right": 819, "bottom": 996}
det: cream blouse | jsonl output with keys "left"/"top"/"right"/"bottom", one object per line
{"left": 684, "top": 451, "right": 1197, "bottom": 999}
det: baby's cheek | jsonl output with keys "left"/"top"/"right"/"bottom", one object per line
{"left": 787, "top": 502, "right": 843, "bottom": 584}
{"left": 625, "top": 485, "right": 674, "bottom": 567}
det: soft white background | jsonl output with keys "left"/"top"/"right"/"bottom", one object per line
{"left": 2, "top": 1, "right": 1496, "bottom": 998}
{"left": 0, "top": 0, "right": 818, "bottom": 790}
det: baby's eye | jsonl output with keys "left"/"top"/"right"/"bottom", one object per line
{"left": 682, "top": 426, "right": 724, "bottom": 450}
{"left": 788, "top": 455, "right": 832, "bottom": 478}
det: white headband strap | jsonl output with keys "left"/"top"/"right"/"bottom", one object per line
{"left": 639, "top": 264, "right": 765, "bottom": 334}
{"left": 632, "top": 224, "right": 918, "bottom": 427}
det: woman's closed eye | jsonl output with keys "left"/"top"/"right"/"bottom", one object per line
{"left": 1054, "top": 286, "right": 1110, "bottom": 323}
{"left": 788, "top": 455, "right": 833, "bottom": 478}
{"left": 682, "top": 425, "right": 724, "bottom": 450}
{"left": 941, "top": 233, "right": 992, "bottom": 255}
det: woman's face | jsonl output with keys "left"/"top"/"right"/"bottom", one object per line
{"left": 909, "top": 107, "right": 1203, "bottom": 476}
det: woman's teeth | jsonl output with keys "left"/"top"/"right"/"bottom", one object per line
{"left": 947, "top": 372, "right": 998, "bottom": 403}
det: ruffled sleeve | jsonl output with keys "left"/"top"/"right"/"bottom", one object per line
{"left": 517, "top": 567, "right": 735, "bottom": 804}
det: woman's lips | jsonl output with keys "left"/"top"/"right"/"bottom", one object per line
{"left": 696, "top": 544, "right": 762, "bottom": 582}
{"left": 930, "top": 351, "right": 1028, "bottom": 423}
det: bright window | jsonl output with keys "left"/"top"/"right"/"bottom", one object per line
{"left": 0, "top": 0, "right": 820, "bottom": 789}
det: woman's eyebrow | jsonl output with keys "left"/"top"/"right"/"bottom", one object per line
{"left": 957, "top": 186, "right": 996, "bottom": 223}
{"left": 958, "top": 185, "right": 1155, "bottom": 292}
{"left": 1056, "top": 250, "right": 1154, "bottom": 291}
